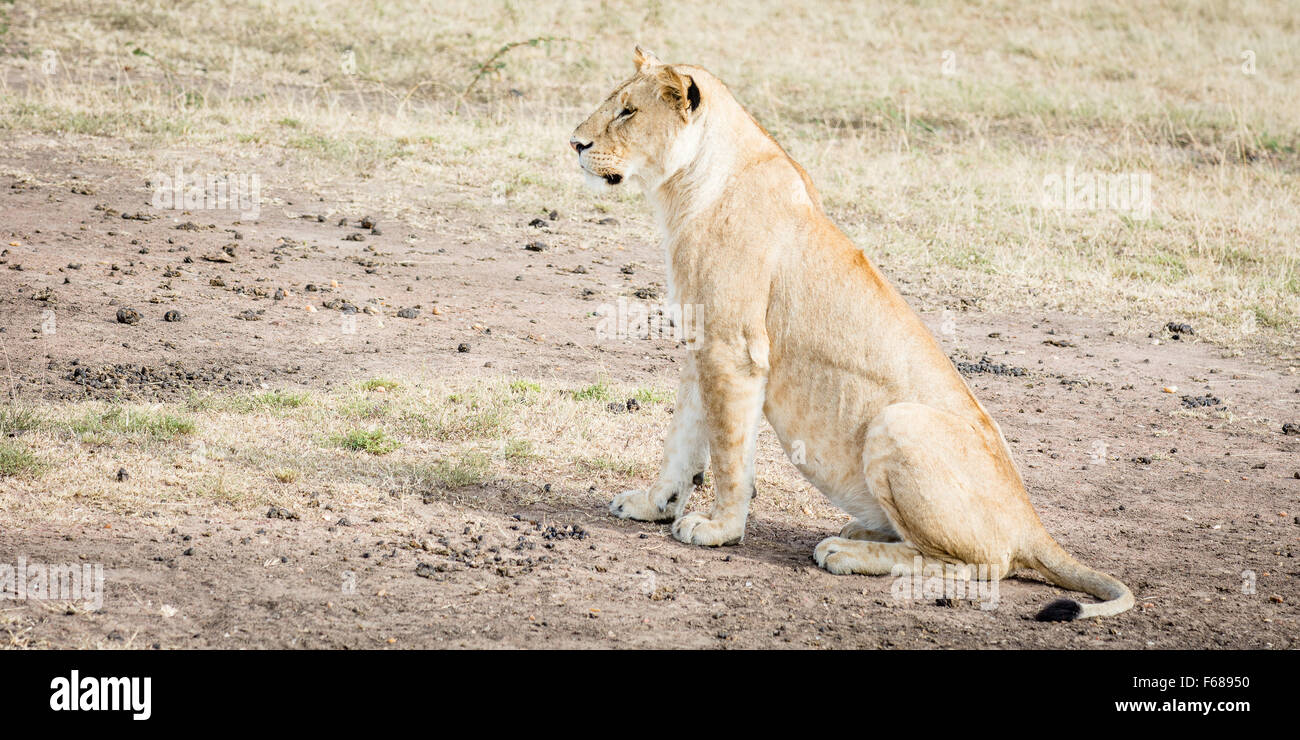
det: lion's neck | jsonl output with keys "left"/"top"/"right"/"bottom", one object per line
{"left": 641, "top": 103, "right": 775, "bottom": 241}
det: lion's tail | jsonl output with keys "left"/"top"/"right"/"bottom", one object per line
{"left": 1027, "top": 537, "right": 1134, "bottom": 621}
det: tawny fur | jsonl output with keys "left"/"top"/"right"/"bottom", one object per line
{"left": 571, "top": 47, "right": 1134, "bottom": 620}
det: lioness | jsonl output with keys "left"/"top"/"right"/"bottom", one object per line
{"left": 570, "top": 47, "right": 1133, "bottom": 620}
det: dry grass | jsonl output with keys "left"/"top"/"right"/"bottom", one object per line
{"left": 0, "top": 378, "right": 837, "bottom": 527}
{"left": 0, "top": 0, "right": 1295, "bottom": 347}
{"left": 0, "top": 2, "right": 1296, "bottom": 524}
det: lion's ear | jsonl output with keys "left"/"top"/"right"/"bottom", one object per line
{"left": 634, "top": 45, "right": 662, "bottom": 73}
{"left": 656, "top": 67, "right": 700, "bottom": 120}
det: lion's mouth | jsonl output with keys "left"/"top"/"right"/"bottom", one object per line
{"left": 579, "top": 162, "right": 624, "bottom": 189}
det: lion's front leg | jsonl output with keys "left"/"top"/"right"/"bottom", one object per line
{"left": 610, "top": 359, "right": 709, "bottom": 522}
{"left": 671, "top": 351, "right": 765, "bottom": 547}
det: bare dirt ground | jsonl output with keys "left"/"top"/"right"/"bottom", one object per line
{"left": 1, "top": 142, "right": 1297, "bottom": 650}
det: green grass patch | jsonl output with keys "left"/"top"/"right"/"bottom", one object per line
{"left": 632, "top": 387, "right": 672, "bottom": 405}
{"left": 427, "top": 451, "right": 491, "bottom": 488}
{"left": 360, "top": 378, "right": 399, "bottom": 392}
{"left": 332, "top": 428, "right": 400, "bottom": 455}
{"left": 0, "top": 404, "right": 42, "bottom": 436}
{"left": 503, "top": 438, "right": 537, "bottom": 462}
{"left": 68, "top": 406, "right": 195, "bottom": 442}
{"left": 251, "top": 390, "right": 310, "bottom": 408}
{"left": 427, "top": 408, "right": 504, "bottom": 441}
{"left": 569, "top": 381, "right": 614, "bottom": 402}
{"left": 1253, "top": 305, "right": 1287, "bottom": 330}
{"left": 0, "top": 442, "right": 44, "bottom": 478}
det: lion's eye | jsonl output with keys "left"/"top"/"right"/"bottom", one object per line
{"left": 618, "top": 107, "right": 635, "bottom": 119}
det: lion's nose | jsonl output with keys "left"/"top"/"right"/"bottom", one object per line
{"left": 570, "top": 138, "right": 592, "bottom": 154}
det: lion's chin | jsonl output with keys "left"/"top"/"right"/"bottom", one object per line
{"left": 581, "top": 170, "right": 620, "bottom": 192}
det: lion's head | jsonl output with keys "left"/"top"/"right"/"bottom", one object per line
{"left": 569, "top": 46, "right": 703, "bottom": 190}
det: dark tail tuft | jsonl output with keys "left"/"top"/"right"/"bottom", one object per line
{"left": 1035, "top": 598, "right": 1082, "bottom": 622}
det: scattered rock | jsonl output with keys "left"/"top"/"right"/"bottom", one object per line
{"left": 163, "top": 310, "right": 182, "bottom": 322}
{"left": 115, "top": 467, "right": 129, "bottom": 482}
{"left": 202, "top": 245, "right": 237, "bottom": 262}
{"left": 266, "top": 506, "right": 299, "bottom": 520}
{"left": 1283, "top": 423, "right": 1300, "bottom": 436}
{"left": 541, "top": 523, "right": 588, "bottom": 541}
{"left": 1181, "top": 394, "right": 1220, "bottom": 408}
{"left": 953, "top": 356, "right": 1027, "bottom": 377}
{"left": 524, "top": 241, "right": 548, "bottom": 252}
{"left": 115, "top": 307, "right": 140, "bottom": 325}
{"left": 321, "top": 299, "right": 357, "bottom": 313}
{"left": 396, "top": 307, "right": 419, "bottom": 319}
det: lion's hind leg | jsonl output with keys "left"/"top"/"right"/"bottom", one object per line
{"left": 838, "top": 518, "right": 901, "bottom": 542}
{"left": 813, "top": 537, "right": 953, "bottom": 575}
{"left": 846, "top": 401, "right": 1019, "bottom": 576}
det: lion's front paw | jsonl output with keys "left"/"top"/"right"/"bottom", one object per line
{"left": 671, "top": 512, "right": 742, "bottom": 547}
{"left": 610, "top": 489, "right": 675, "bottom": 522}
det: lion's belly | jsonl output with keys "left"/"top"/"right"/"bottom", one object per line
{"left": 762, "top": 365, "right": 879, "bottom": 508}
